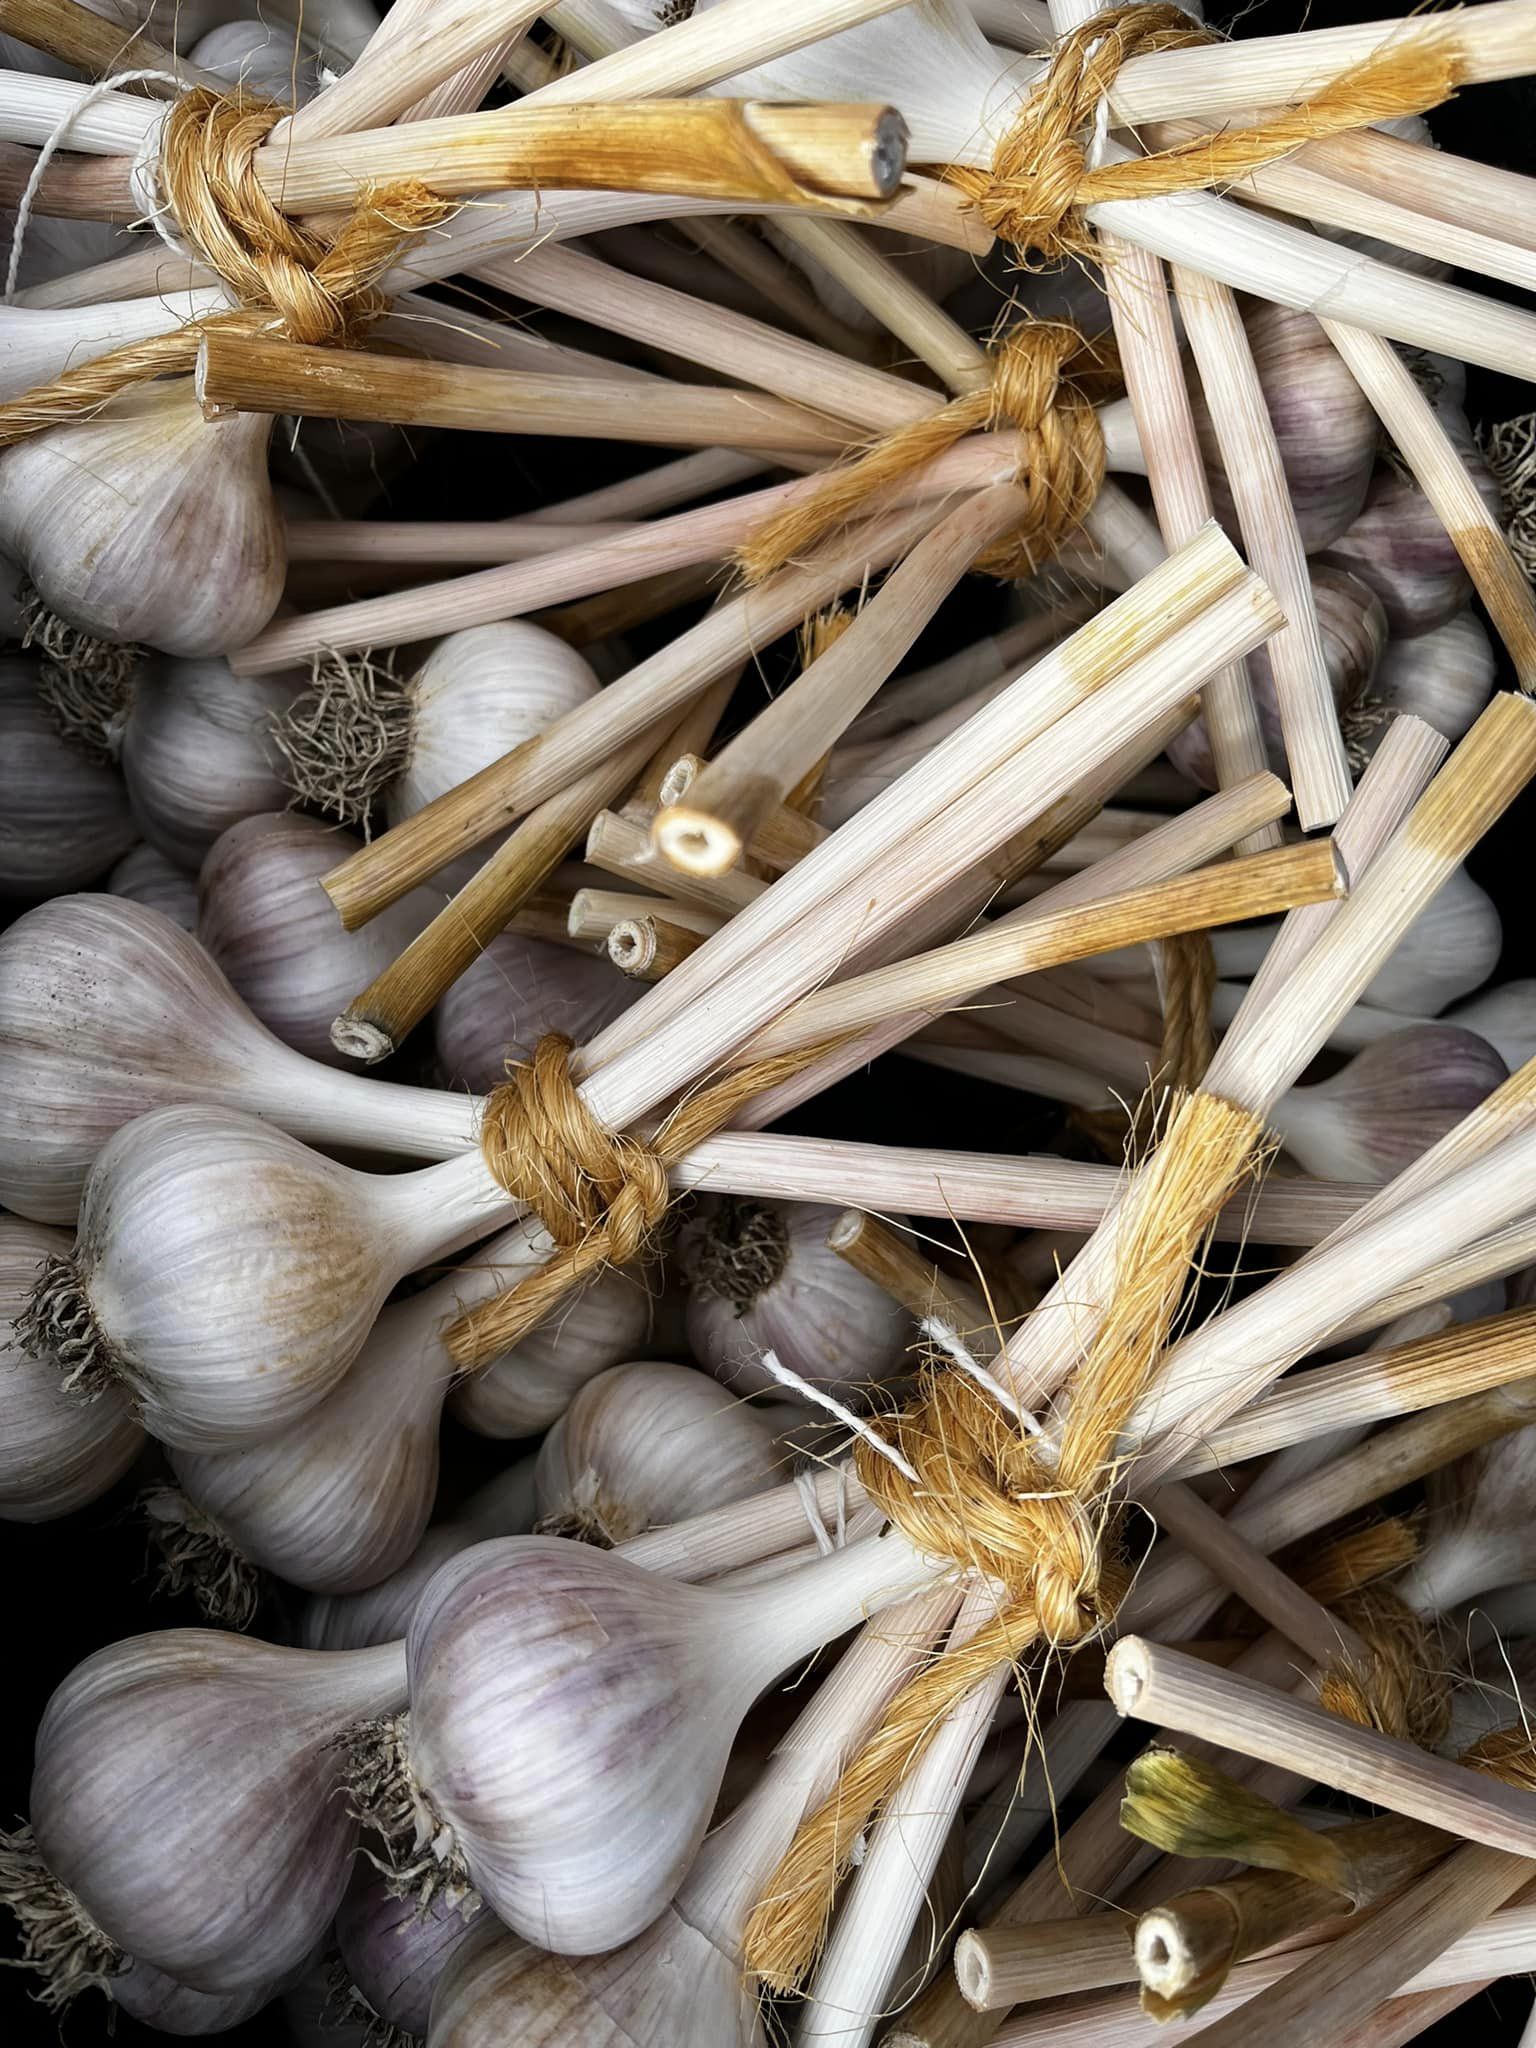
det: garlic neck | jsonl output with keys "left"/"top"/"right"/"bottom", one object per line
{"left": 360, "top": 1151, "right": 517, "bottom": 1276}
{"left": 248, "top": 1044, "right": 483, "bottom": 1162}
{"left": 723, "top": 1527, "right": 946, "bottom": 1696}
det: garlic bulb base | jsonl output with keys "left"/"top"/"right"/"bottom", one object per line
{"left": 332, "top": 1014, "right": 397, "bottom": 1065}
{"left": 270, "top": 652, "right": 413, "bottom": 826}
{"left": 322, "top": 1954, "right": 420, "bottom": 2048}
{"left": 344, "top": 1714, "right": 480, "bottom": 1920}
{"left": 17, "top": 1251, "right": 120, "bottom": 1403}
{"left": 23, "top": 584, "right": 140, "bottom": 762}
{"left": 531, "top": 1482, "right": 633, "bottom": 1549}
{"left": 0, "top": 1824, "right": 121, "bottom": 2015}
{"left": 683, "top": 1196, "right": 788, "bottom": 1311}
{"left": 141, "top": 1486, "right": 262, "bottom": 1631}
{"left": 1484, "top": 411, "right": 1536, "bottom": 582}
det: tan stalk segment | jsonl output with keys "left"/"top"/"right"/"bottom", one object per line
{"left": 607, "top": 916, "right": 704, "bottom": 982}
{"left": 567, "top": 892, "right": 722, "bottom": 946}
{"left": 954, "top": 1919, "right": 1136, "bottom": 2014}
{"left": 586, "top": 810, "right": 764, "bottom": 922}
{"left": 0, "top": 0, "right": 211, "bottom": 88}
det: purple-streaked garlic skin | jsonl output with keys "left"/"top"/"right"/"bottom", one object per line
{"left": 534, "top": 1359, "right": 789, "bottom": 1543}
{"left": 109, "top": 1954, "right": 280, "bottom": 2036}
{"left": 1168, "top": 561, "right": 1386, "bottom": 789}
{"left": 299, "top": 1457, "right": 539, "bottom": 1652}
{"left": 0, "top": 384, "right": 283, "bottom": 657}
{"left": 198, "top": 812, "right": 440, "bottom": 1068}
{"left": 448, "top": 1264, "right": 654, "bottom": 1439}
{"left": 1192, "top": 303, "right": 1378, "bottom": 553}
{"left": 681, "top": 1195, "right": 912, "bottom": 1400}
{"left": 1273, "top": 1025, "right": 1508, "bottom": 1184}
{"left": 435, "top": 926, "right": 641, "bottom": 1094}
{"left": 0, "top": 661, "right": 136, "bottom": 897}
{"left": 108, "top": 842, "right": 199, "bottom": 931}
{"left": 0, "top": 1214, "right": 142, "bottom": 1522}
{"left": 29, "top": 1632, "right": 406, "bottom": 1993}
{"left": 336, "top": 1862, "right": 483, "bottom": 2039}
{"left": 120, "top": 658, "right": 298, "bottom": 871}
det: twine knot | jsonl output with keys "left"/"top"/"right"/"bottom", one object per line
{"left": 736, "top": 316, "right": 1110, "bottom": 586}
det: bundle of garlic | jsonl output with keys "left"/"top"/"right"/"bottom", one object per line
{"left": 10, "top": 2, "right": 1536, "bottom": 2045}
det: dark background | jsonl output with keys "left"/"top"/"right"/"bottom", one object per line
{"left": 3, "top": 3, "right": 1534, "bottom": 2041}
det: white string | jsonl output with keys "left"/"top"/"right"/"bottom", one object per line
{"left": 5, "top": 72, "right": 184, "bottom": 304}
{"left": 793, "top": 1463, "right": 854, "bottom": 1558}
{"left": 921, "top": 1315, "right": 1045, "bottom": 1438}
{"left": 758, "top": 1349, "right": 920, "bottom": 1486}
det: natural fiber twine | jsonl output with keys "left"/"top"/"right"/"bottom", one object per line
{"left": 743, "top": 1085, "right": 1266, "bottom": 1991}
{"left": 448, "top": 1033, "right": 834, "bottom": 1371}
{"left": 0, "top": 89, "right": 448, "bottom": 448}
{"left": 1073, "top": 926, "right": 1217, "bottom": 1160}
{"left": 736, "top": 316, "right": 1113, "bottom": 586}
{"left": 1318, "top": 1581, "right": 1453, "bottom": 1750}
{"left": 950, "top": 3, "right": 1461, "bottom": 266}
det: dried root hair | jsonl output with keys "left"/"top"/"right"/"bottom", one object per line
{"left": 342, "top": 1714, "right": 479, "bottom": 1918}
{"left": 0, "top": 1826, "right": 121, "bottom": 2014}
{"left": 1481, "top": 412, "right": 1536, "bottom": 583}
{"left": 532, "top": 1469, "right": 640, "bottom": 1548}
{"left": 680, "top": 1196, "right": 789, "bottom": 1315}
{"left": 268, "top": 647, "right": 412, "bottom": 828}
{"left": 323, "top": 1947, "right": 422, "bottom": 2048}
{"left": 140, "top": 1486, "right": 263, "bottom": 1630}
{"left": 20, "top": 582, "right": 140, "bottom": 762}
{"left": 15, "top": 1253, "right": 124, "bottom": 1402}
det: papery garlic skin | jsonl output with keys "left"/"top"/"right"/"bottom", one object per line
{"left": 0, "top": 1215, "right": 142, "bottom": 1522}
{"left": 435, "top": 927, "right": 641, "bottom": 1094}
{"left": 1272, "top": 1025, "right": 1508, "bottom": 1183}
{"left": 109, "top": 1955, "right": 280, "bottom": 2036}
{"left": 449, "top": 1263, "right": 654, "bottom": 1439}
{"left": 337, "top": 1863, "right": 482, "bottom": 2040}
{"left": 0, "top": 383, "right": 284, "bottom": 656}
{"left": 28, "top": 1631, "right": 407, "bottom": 1993}
{"left": 108, "top": 843, "right": 199, "bottom": 931}
{"left": 299, "top": 1458, "right": 539, "bottom": 1652}
{"left": 535, "top": 1360, "right": 789, "bottom": 1543}
{"left": 1356, "top": 611, "right": 1497, "bottom": 755}
{"left": 192, "top": 18, "right": 322, "bottom": 98}
{"left": 0, "top": 660, "right": 136, "bottom": 896}
{"left": 682, "top": 1196, "right": 911, "bottom": 1400}
{"left": 199, "top": 812, "right": 441, "bottom": 1067}
{"left": 120, "top": 658, "right": 298, "bottom": 869}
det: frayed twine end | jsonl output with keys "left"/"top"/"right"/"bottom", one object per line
{"left": 0, "top": 1825, "right": 121, "bottom": 2014}
{"left": 342, "top": 1714, "right": 479, "bottom": 1920}
{"left": 15, "top": 1252, "right": 122, "bottom": 1403}
{"left": 268, "top": 648, "right": 411, "bottom": 830}
{"left": 141, "top": 1486, "right": 263, "bottom": 1630}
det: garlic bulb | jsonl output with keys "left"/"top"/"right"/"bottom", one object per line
{"left": 1348, "top": 611, "right": 1497, "bottom": 764}
{"left": 1168, "top": 561, "right": 1386, "bottom": 789}
{"left": 108, "top": 843, "right": 198, "bottom": 931}
{"left": 1396, "top": 1423, "right": 1536, "bottom": 1615}
{"left": 681, "top": 1196, "right": 912, "bottom": 1400}
{"left": 435, "top": 926, "right": 641, "bottom": 1094}
{"left": 337, "top": 1863, "right": 483, "bottom": 2042}
{"left": 0, "top": 382, "right": 284, "bottom": 656}
{"left": 115, "top": 656, "right": 299, "bottom": 869}
{"left": 1442, "top": 982, "right": 1536, "bottom": 1077}
{"left": 25, "top": 1102, "right": 501, "bottom": 1451}
{"left": 355, "top": 1528, "right": 927, "bottom": 1954}
{"left": 448, "top": 1263, "right": 654, "bottom": 1439}
{"left": 282, "top": 1952, "right": 375, "bottom": 2048}
{"left": 199, "top": 812, "right": 442, "bottom": 1067}
{"left": 0, "top": 894, "right": 476, "bottom": 1222}
{"left": 5, "top": 1631, "right": 407, "bottom": 1999}
{"left": 534, "top": 1360, "right": 792, "bottom": 1543}
{"left": 1322, "top": 417, "right": 1504, "bottom": 637}
{"left": 0, "top": 658, "right": 136, "bottom": 896}
{"left": 1271, "top": 1025, "right": 1508, "bottom": 1183}
{"left": 299, "top": 1457, "right": 539, "bottom": 1653}
{"left": 1, "top": 1215, "right": 142, "bottom": 1522}
{"left": 108, "top": 1955, "right": 279, "bottom": 2035}
{"left": 192, "top": 18, "right": 322, "bottom": 98}
{"left": 1214, "top": 865, "right": 1501, "bottom": 1018}
{"left": 1192, "top": 303, "right": 1379, "bottom": 552}
{"left": 270, "top": 622, "right": 599, "bottom": 833}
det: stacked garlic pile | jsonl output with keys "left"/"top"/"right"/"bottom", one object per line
{"left": 6, "top": 2, "right": 1536, "bottom": 2046}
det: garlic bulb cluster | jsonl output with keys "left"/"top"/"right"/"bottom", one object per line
{"left": 680, "top": 1195, "right": 912, "bottom": 1399}
{"left": 108, "top": 843, "right": 198, "bottom": 930}
{"left": 0, "top": 658, "right": 137, "bottom": 896}
{"left": 435, "top": 924, "right": 642, "bottom": 1093}
{"left": 534, "top": 1359, "right": 793, "bottom": 1543}
{"left": 1192, "top": 302, "right": 1379, "bottom": 552}
{"left": 1, "top": 1215, "right": 142, "bottom": 1522}
{"left": 5, "top": 1629, "right": 406, "bottom": 2001}
{"left": 0, "top": 893, "right": 476, "bottom": 1222}
{"left": 270, "top": 622, "right": 600, "bottom": 836}
{"left": 0, "top": 382, "right": 284, "bottom": 656}
{"left": 1271, "top": 1025, "right": 1508, "bottom": 1183}
{"left": 199, "top": 811, "right": 442, "bottom": 1066}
